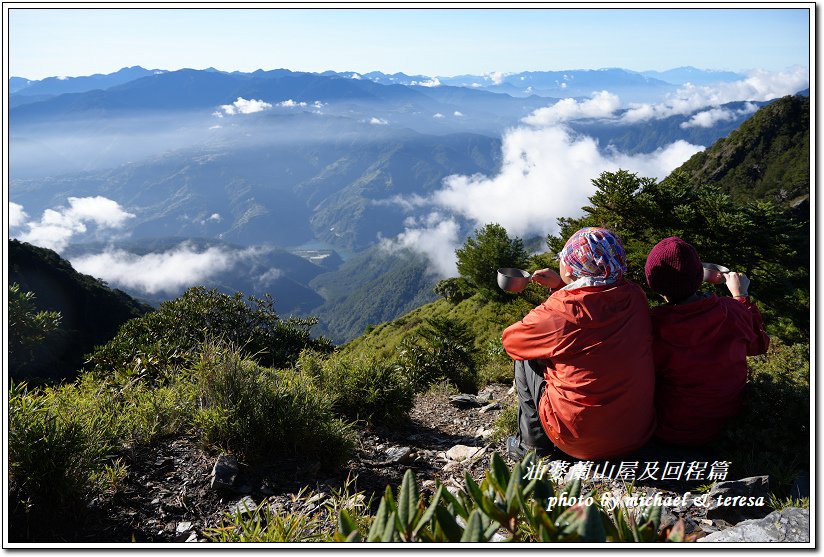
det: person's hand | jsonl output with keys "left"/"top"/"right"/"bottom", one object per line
{"left": 531, "top": 268, "right": 564, "bottom": 289}
{"left": 725, "top": 272, "right": 750, "bottom": 297}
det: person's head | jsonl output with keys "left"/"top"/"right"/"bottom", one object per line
{"left": 558, "top": 227, "right": 627, "bottom": 285}
{"left": 644, "top": 236, "right": 703, "bottom": 302}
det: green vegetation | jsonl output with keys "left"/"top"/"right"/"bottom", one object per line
{"left": 211, "top": 454, "right": 694, "bottom": 542}
{"left": 191, "top": 342, "right": 355, "bottom": 464}
{"left": 8, "top": 283, "right": 62, "bottom": 375}
{"left": 717, "top": 340, "right": 810, "bottom": 489}
{"left": 395, "top": 316, "right": 479, "bottom": 394}
{"left": 86, "top": 287, "right": 333, "bottom": 385}
{"left": 456, "top": 223, "right": 530, "bottom": 300}
{"left": 674, "top": 95, "right": 810, "bottom": 205}
{"left": 297, "top": 349, "right": 414, "bottom": 426}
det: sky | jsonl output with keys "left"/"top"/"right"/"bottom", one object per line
{"left": 6, "top": 4, "right": 812, "bottom": 80}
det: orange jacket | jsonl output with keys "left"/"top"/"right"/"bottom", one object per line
{"left": 502, "top": 280, "right": 656, "bottom": 459}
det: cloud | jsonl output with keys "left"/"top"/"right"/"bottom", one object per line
{"left": 70, "top": 242, "right": 266, "bottom": 295}
{"left": 412, "top": 77, "right": 441, "bottom": 87}
{"left": 15, "top": 196, "right": 135, "bottom": 252}
{"left": 379, "top": 213, "right": 461, "bottom": 277}
{"left": 198, "top": 212, "right": 222, "bottom": 225}
{"left": 219, "top": 97, "right": 273, "bottom": 115}
{"left": 350, "top": 73, "right": 362, "bottom": 80}
{"left": 621, "top": 67, "right": 808, "bottom": 124}
{"left": 278, "top": 99, "right": 308, "bottom": 108}
{"left": 453, "top": 111, "right": 464, "bottom": 117}
{"left": 370, "top": 117, "right": 389, "bottom": 125}
{"left": 522, "top": 91, "right": 621, "bottom": 126}
{"left": 433, "top": 113, "right": 445, "bottom": 119}
{"left": 257, "top": 268, "right": 284, "bottom": 287}
{"left": 10, "top": 202, "right": 28, "bottom": 227}
{"left": 680, "top": 102, "right": 759, "bottom": 129}
{"left": 486, "top": 71, "right": 509, "bottom": 85}
{"left": 386, "top": 123, "right": 703, "bottom": 277}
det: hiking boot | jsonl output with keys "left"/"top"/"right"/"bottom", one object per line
{"left": 506, "top": 436, "right": 556, "bottom": 460}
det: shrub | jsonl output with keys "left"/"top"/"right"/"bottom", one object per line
{"left": 395, "top": 316, "right": 479, "bottom": 394}
{"left": 86, "top": 287, "right": 333, "bottom": 385}
{"left": 191, "top": 343, "right": 355, "bottom": 466}
{"left": 297, "top": 350, "right": 414, "bottom": 426}
{"left": 8, "top": 382, "right": 114, "bottom": 516}
{"left": 8, "top": 283, "right": 62, "bottom": 378}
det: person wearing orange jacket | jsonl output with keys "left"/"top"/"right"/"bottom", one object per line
{"left": 502, "top": 227, "right": 656, "bottom": 461}
{"left": 644, "top": 236, "right": 769, "bottom": 445}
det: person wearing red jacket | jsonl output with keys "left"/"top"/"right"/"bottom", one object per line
{"left": 644, "top": 237, "right": 770, "bottom": 446}
{"left": 502, "top": 227, "right": 656, "bottom": 461}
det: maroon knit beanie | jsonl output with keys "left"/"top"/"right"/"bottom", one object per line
{"left": 645, "top": 237, "right": 703, "bottom": 301}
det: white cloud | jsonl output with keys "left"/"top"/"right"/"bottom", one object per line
{"left": 10, "top": 202, "right": 28, "bottom": 227}
{"left": 257, "top": 268, "right": 284, "bottom": 287}
{"left": 219, "top": 97, "right": 273, "bottom": 115}
{"left": 412, "top": 77, "right": 441, "bottom": 87}
{"left": 486, "top": 71, "right": 509, "bottom": 85}
{"left": 209, "top": 124, "right": 222, "bottom": 130}
{"left": 453, "top": 111, "right": 464, "bottom": 117}
{"left": 15, "top": 196, "right": 135, "bottom": 252}
{"left": 198, "top": 212, "right": 222, "bottom": 225}
{"left": 621, "top": 67, "right": 808, "bottom": 124}
{"left": 350, "top": 73, "right": 363, "bottom": 80}
{"left": 70, "top": 242, "right": 265, "bottom": 295}
{"left": 522, "top": 91, "right": 621, "bottom": 126}
{"left": 278, "top": 99, "right": 308, "bottom": 108}
{"left": 380, "top": 213, "right": 461, "bottom": 277}
{"left": 385, "top": 123, "right": 703, "bottom": 277}
{"left": 370, "top": 117, "right": 389, "bottom": 125}
{"left": 680, "top": 102, "right": 759, "bottom": 129}
{"left": 433, "top": 113, "right": 444, "bottom": 119}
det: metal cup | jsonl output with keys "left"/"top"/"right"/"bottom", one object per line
{"left": 497, "top": 268, "right": 532, "bottom": 293}
{"left": 702, "top": 263, "right": 730, "bottom": 284}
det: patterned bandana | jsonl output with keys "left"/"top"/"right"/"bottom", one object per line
{"left": 559, "top": 227, "right": 627, "bottom": 288}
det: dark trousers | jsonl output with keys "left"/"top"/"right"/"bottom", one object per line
{"left": 514, "top": 359, "right": 555, "bottom": 453}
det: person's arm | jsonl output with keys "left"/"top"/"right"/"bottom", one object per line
{"left": 725, "top": 272, "right": 770, "bottom": 356}
{"left": 502, "top": 302, "right": 565, "bottom": 361}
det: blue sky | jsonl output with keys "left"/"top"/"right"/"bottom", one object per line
{"left": 7, "top": 5, "right": 812, "bottom": 80}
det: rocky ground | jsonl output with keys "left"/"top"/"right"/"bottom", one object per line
{"left": 11, "top": 382, "right": 809, "bottom": 543}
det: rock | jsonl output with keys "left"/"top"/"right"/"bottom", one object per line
{"left": 446, "top": 444, "right": 484, "bottom": 462}
{"left": 184, "top": 532, "right": 199, "bottom": 543}
{"left": 475, "top": 426, "right": 494, "bottom": 439}
{"left": 449, "top": 394, "right": 483, "bottom": 409}
{"left": 384, "top": 446, "right": 415, "bottom": 465}
{"left": 476, "top": 388, "right": 494, "bottom": 402}
{"left": 697, "top": 507, "right": 810, "bottom": 543}
{"left": 706, "top": 475, "right": 770, "bottom": 523}
{"left": 228, "top": 496, "right": 258, "bottom": 516}
{"left": 210, "top": 454, "right": 239, "bottom": 492}
{"left": 176, "top": 521, "right": 193, "bottom": 534}
{"left": 479, "top": 402, "right": 502, "bottom": 414}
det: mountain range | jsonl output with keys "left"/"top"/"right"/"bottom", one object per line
{"left": 8, "top": 65, "right": 810, "bottom": 345}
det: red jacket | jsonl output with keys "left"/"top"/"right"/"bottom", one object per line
{"left": 502, "top": 280, "right": 656, "bottom": 460}
{"left": 651, "top": 294, "right": 769, "bottom": 445}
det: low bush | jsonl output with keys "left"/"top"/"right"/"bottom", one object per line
{"left": 86, "top": 287, "right": 333, "bottom": 385}
{"left": 8, "top": 382, "right": 117, "bottom": 517}
{"left": 297, "top": 350, "right": 414, "bottom": 426}
{"left": 395, "top": 316, "right": 479, "bottom": 394}
{"left": 191, "top": 343, "right": 355, "bottom": 466}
